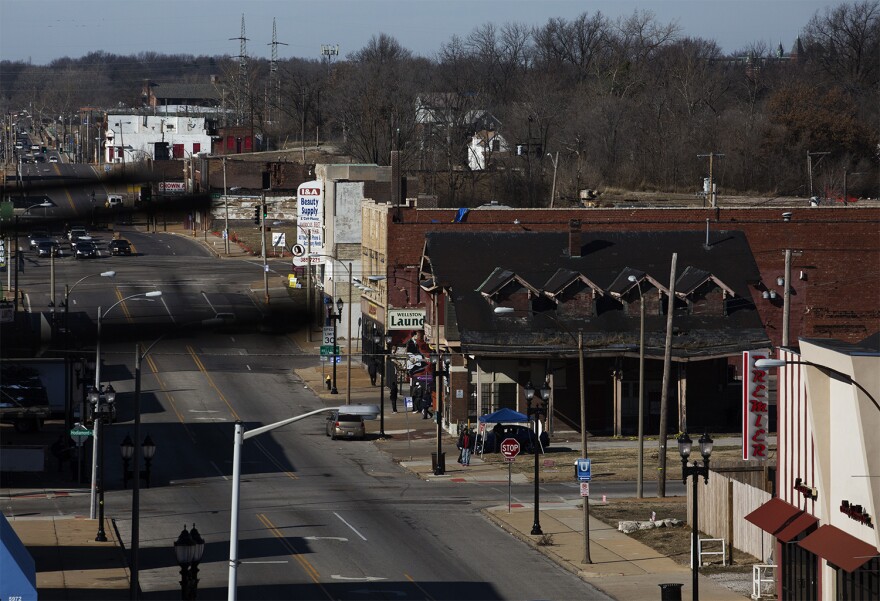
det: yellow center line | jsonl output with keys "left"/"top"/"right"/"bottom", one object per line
{"left": 113, "top": 288, "right": 133, "bottom": 320}
{"left": 145, "top": 353, "right": 196, "bottom": 443}
{"left": 256, "top": 513, "right": 330, "bottom": 594}
{"left": 185, "top": 345, "right": 296, "bottom": 480}
{"left": 186, "top": 345, "right": 241, "bottom": 421}
{"left": 405, "top": 573, "right": 435, "bottom": 600}
{"left": 60, "top": 168, "right": 77, "bottom": 214}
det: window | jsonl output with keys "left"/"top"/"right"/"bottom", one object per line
{"left": 838, "top": 557, "right": 879, "bottom": 601}
{"left": 192, "top": 143, "right": 200, "bottom": 153}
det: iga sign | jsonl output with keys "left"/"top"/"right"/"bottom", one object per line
{"left": 295, "top": 180, "right": 323, "bottom": 266}
{"left": 743, "top": 350, "right": 771, "bottom": 461}
{"left": 387, "top": 309, "right": 425, "bottom": 330}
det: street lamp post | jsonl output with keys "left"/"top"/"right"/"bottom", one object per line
{"left": 310, "top": 255, "right": 354, "bottom": 404}
{"left": 87, "top": 384, "right": 117, "bottom": 542}
{"left": 129, "top": 318, "right": 222, "bottom": 600}
{"left": 373, "top": 332, "right": 393, "bottom": 438}
{"left": 120, "top": 434, "right": 156, "bottom": 489}
{"left": 227, "top": 404, "right": 380, "bottom": 601}
{"left": 174, "top": 524, "right": 205, "bottom": 600}
{"left": 525, "top": 381, "right": 551, "bottom": 535}
{"left": 628, "top": 275, "right": 646, "bottom": 498}
{"left": 430, "top": 351, "right": 450, "bottom": 475}
{"left": 90, "top": 290, "right": 162, "bottom": 521}
{"left": 678, "top": 431, "right": 713, "bottom": 601}
{"left": 328, "top": 297, "right": 343, "bottom": 394}
{"left": 494, "top": 306, "right": 591, "bottom": 562}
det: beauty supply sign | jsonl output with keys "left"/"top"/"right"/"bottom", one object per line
{"left": 743, "top": 350, "right": 771, "bottom": 461}
{"left": 295, "top": 180, "right": 323, "bottom": 266}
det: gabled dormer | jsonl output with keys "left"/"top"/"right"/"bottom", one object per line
{"left": 607, "top": 268, "right": 668, "bottom": 317}
{"left": 675, "top": 266, "right": 736, "bottom": 316}
{"left": 477, "top": 268, "right": 541, "bottom": 313}
{"left": 542, "top": 268, "right": 604, "bottom": 318}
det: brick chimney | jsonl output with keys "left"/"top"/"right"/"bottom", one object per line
{"left": 569, "top": 219, "right": 582, "bottom": 257}
{"left": 391, "top": 150, "right": 400, "bottom": 206}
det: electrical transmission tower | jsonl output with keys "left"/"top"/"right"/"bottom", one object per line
{"left": 229, "top": 14, "right": 249, "bottom": 126}
{"left": 267, "top": 18, "right": 288, "bottom": 124}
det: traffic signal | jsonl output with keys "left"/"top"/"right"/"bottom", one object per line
{"left": 262, "top": 203, "right": 267, "bottom": 218}
{"left": 253, "top": 207, "right": 260, "bottom": 224}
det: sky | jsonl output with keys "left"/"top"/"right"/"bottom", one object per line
{"left": 0, "top": 0, "right": 845, "bottom": 66}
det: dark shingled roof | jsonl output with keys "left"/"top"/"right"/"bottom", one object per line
{"left": 423, "top": 230, "right": 770, "bottom": 359}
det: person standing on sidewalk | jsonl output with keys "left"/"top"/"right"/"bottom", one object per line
{"left": 459, "top": 428, "right": 474, "bottom": 466}
{"left": 368, "top": 359, "right": 377, "bottom": 386}
{"left": 389, "top": 379, "right": 398, "bottom": 413}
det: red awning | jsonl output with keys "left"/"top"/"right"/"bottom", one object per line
{"left": 745, "top": 497, "right": 804, "bottom": 535}
{"left": 775, "top": 512, "right": 818, "bottom": 542}
{"left": 798, "top": 525, "right": 879, "bottom": 573}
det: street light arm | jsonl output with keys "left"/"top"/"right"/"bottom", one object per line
{"left": 754, "top": 358, "right": 879, "bottom": 412}
{"left": 243, "top": 407, "right": 339, "bottom": 440}
{"left": 66, "top": 271, "right": 116, "bottom": 301}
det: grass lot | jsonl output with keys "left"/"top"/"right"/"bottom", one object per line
{"left": 480, "top": 439, "right": 768, "bottom": 575}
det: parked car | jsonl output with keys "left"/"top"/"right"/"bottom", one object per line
{"left": 48, "top": 155, "right": 59, "bottom": 163}
{"left": 36, "top": 240, "right": 62, "bottom": 258}
{"left": 107, "top": 239, "right": 132, "bottom": 256}
{"left": 73, "top": 241, "right": 97, "bottom": 259}
{"left": 68, "top": 227, "right": 88, "bottom": 241}
{"left": 28, "top": 231, "right": 50, "bottom": 249}
{"left": 106, "top": 195, "right": 123, "bottom": 209}
{"left": 325, "top": 410, "right": 366, "bottom": 440}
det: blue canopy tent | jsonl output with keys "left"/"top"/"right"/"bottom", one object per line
{"left": 478, "top": 408, "right": 529, "bottom": 424}
{"left": 477, "top": 408, "right": 545, "bottom": 456}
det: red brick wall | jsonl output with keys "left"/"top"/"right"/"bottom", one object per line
{"left": 387, "top": 207, "right": 880, "bottom": 347}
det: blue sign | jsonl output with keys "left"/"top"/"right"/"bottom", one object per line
{"left": 575, "top": 458, "right": 591, "bottom": 482}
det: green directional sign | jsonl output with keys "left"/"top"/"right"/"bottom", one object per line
{"left": 320, "top": 345, "right": 340, "bottom": 356}
{"left": 0, "top": 201, "right": 13, "bottom": 221}
{"left": 70, "top": 428, "right": 93, "bottom": 437}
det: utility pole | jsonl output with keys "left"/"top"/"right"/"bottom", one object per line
{"left": 301, "top": 88, "right": 306, "bottom": 163}
{"left": 697, "top": 152, "right": 725, "bottom": 208}
{"left": 267, "top": 18, "right": 288, "bottom": 126}
{"left": 657, "top": 252, "right": 677, "bottom": 498}
{"left": 230, "top": 15, "right": 249, "bottom": 126}
{"left": 223, "top": 158, "right": 230, "bottom": 255}
{"left": 807, "top": 151, "right": 830, "bottom": 200}
{"left": 261, "top": 193, "right": 269, "bottom": 305}
{"left": 782, "top": 249, "right": 792, "bottom": 347}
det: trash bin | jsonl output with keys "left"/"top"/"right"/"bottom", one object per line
{"left": 658, "top": 583, "right": 683, "bottom": 600}
{"left": 431, "top": 451, "right": 446, "bottom": 473}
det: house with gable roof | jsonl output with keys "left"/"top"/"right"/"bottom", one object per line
{"left": 415, "top": 220, "right": 770, "bottom": 436}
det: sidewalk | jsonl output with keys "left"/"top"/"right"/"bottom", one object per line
{"left": 289, "top": 328, "right": 749, "bottom": 601}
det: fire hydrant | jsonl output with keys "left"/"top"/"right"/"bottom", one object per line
{"left": 325, "top": 375, "right": 332, "bottom": 390}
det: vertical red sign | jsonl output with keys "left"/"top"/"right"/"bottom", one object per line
{"left": 743, "top": 350, "right": 770, "bottom": 460}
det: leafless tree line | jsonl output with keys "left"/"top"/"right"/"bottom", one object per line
{"left": 2, "top": 2, "right": 877, "bottom": 205}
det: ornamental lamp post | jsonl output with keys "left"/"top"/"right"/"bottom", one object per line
{"left": 525, "top": 380, "right": 551, "bottom": 535}
{"left": 328, "top": 296, "right": 343, "bottom": 394}
{"left": 373, "top": 332, "right": 393, "bottom": 438}
{"left": 678, "top": 431, "right": 713, "bottom": 601}
{"left": 174, "top": 524, "right": 205, "bottom": 600}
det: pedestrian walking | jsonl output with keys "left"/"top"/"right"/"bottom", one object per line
{"left": 459, "top": 428, "right": 474, "bottom": 466}
{"left": 389, "top": 379, "right": 398, "bottom": 413}
{"left": 368, "top": 359, "right": 377, "bottom": 386}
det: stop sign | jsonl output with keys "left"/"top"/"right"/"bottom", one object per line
{"left": 500, "top": 437, "right": 521, "bottom": 460}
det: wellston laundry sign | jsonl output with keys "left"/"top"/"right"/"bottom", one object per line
{"left": 387, "top": 309, "right": 425, "bottom": 330}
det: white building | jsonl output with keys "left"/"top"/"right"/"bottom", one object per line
{"left": 467, "top": 130, "right": 509, "bottom": 171}
{"left": 745, "top": 337, "right": 879, "bottom": 599}
{"left": 104, "top": 115, "right": 213, "bottom": 164}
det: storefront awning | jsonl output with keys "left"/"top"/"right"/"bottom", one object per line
{"left": 745, "top": 497, "right": 804, "bottom": 535}
{"left": 798, "top": 525, "right": 879, "bottom": 573}
{"left": 775, "top": 512, "right": 819, "bottom": 542}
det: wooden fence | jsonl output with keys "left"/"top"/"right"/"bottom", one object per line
{"left": 686, "top": 462, "right": 776, "bottom": 563}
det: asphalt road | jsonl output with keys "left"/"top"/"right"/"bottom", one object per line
{"left": 8, "top": 224, "right": 612, "bottom": 600}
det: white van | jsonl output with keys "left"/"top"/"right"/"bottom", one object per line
{"left": 106, "top": 195, "right": 123, "bottom": 209}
